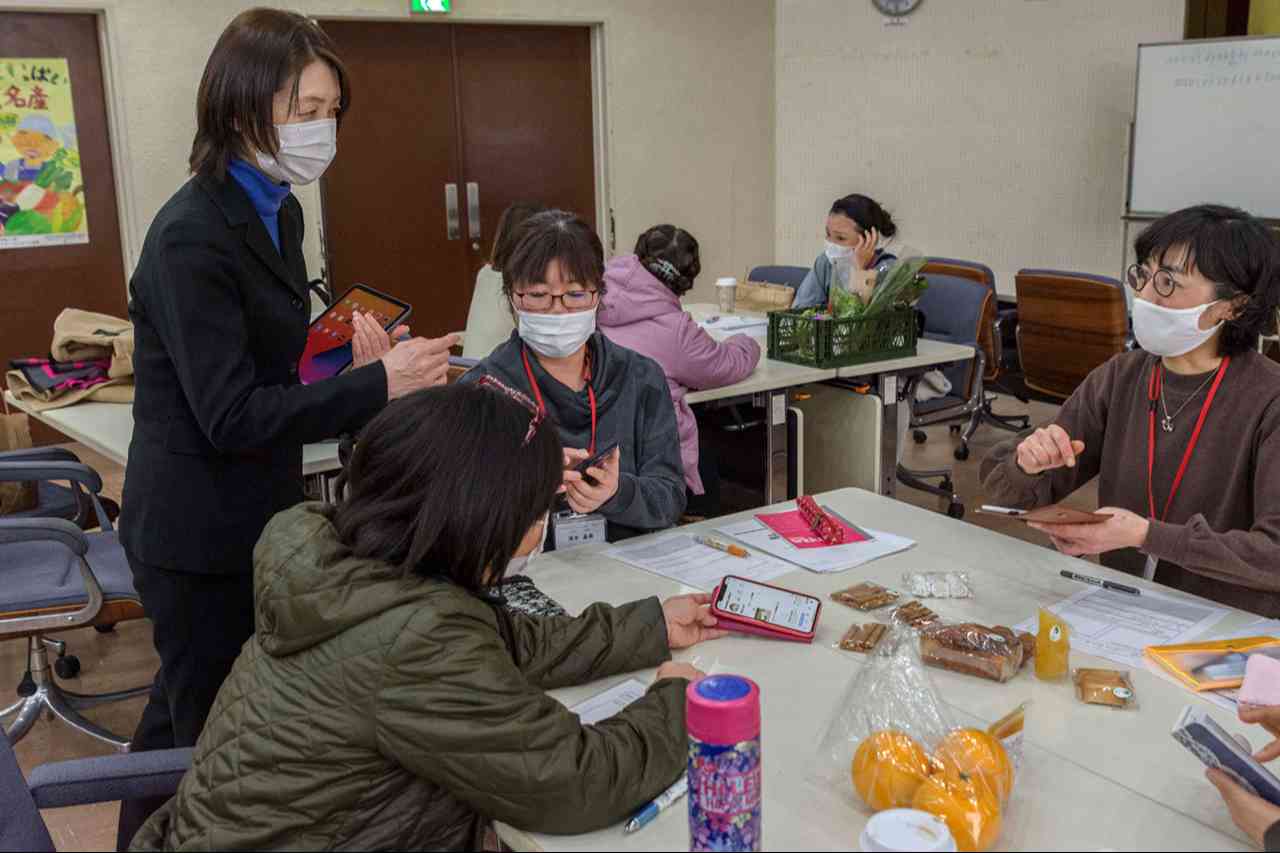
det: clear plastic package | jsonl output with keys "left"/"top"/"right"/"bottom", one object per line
{"left": 815, "top": 626, "right": 1014, "bottom": 852}
{"left": 902, "top": 571, "right": 974, "bottom": 599}
{"left": 838, "top": 622, "right": 888, "bottom": 653}
{"left": 889, "top": 600, "right": 941, "bottom": 629}
{"left": 919, "top": 623, "right": 1035, "bottom": 683}
{"left": 1073, "top": 668, "right": 1136, "bottom": 709}
{"left": 831, "top": 582, "right": 900, "bottom": 611}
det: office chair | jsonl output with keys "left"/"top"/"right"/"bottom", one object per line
{"left": 746, "top": 265, "right": 809, "bottom": 290}
{"left": 1, "top": 733, "right": 190, "bottom": 851}
{"left": 1, "top": 446, "right": 121, "bottom": 531}
{"left": 1014, "top": 269, "right": 1130, "bottom": 399}
{"left": 1, "top": 460, "right": 149, "bottom": 750}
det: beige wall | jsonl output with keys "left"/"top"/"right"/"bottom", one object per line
{"left": 775, "top": 0, "right": 1183, "bottom": 294}
{"left": 67, "top": 0, "right": 775, "bottom": 306}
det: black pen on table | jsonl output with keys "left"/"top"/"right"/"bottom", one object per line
{"left": 1059, "top": 569, "right": 1139, "bottom": 596}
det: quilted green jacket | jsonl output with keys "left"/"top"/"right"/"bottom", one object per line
{"left": 130, "top": 503, "right": 686, "bottom": 851}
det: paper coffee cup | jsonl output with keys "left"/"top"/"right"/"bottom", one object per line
{"left": 715, "top": 277, "right": 738, "bottom": 313}
{"left": 859, "top": 809, "right": 957, "bottom": 852}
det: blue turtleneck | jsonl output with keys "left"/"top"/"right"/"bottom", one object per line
{"left": 227, "top": 159, "right": 291, "bottom": 251}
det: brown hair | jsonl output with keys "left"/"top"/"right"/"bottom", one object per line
{"left": 490, "top": 202, "right": 546, "bottom": 270}
{"left": 189, "top": 8, "right": 351, "bottom": 180}
{"left": 501, "top": 210, "right": 606, "bottom": 298}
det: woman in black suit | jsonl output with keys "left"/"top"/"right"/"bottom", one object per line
{"left": 117, "top": 10, "right": 455, "bottom": 846}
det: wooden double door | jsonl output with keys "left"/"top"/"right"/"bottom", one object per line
{"left": 320, "top": 21, "right": 597, "bottom": 339}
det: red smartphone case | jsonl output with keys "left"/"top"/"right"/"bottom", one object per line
{"left": 711, "top": 577, "right": 820, "bottom": 644}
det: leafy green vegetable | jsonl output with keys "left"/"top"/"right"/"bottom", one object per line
{"left": 865, "top": 256, "right": 929, "bottom": 316}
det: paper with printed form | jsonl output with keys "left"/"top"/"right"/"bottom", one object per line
{"left": 570, "top": 678, "right": 648, "bottom": 725}
{"left": 1017, "top": 586, "right": 1228, "bottom": 669}
{"left": 603, "top": 533, "right": 794, "bottom": 592}
{"left": 713, "top": 517, "right": 914, "bottom": 573}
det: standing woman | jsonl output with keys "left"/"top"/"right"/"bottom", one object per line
{"left": 118, "top": 9, "right": 454, "bottom": 845}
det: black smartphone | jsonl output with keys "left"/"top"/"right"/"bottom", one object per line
{"left": 574, "top": 441, "right": 620, "bottom": 486}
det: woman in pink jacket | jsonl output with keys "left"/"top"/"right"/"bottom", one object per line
{"left": 599, "top": 225, "right": 761, "bottom": 516}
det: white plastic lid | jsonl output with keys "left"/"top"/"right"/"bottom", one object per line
{"left": 860, "top": 809, "right": 957, "bottom": 852}
{"left": 715, "top": 277, "right": 738, "bottom": 286}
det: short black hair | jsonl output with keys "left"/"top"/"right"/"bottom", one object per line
{"left": 830, "top": 194, "right": 897, "bottom": 239}
{"left": 634, "top": 224, "right": 701, "bottom": 296}
{"left": 501, "top": 210, "right": 606, "bottom": 299}
{"left": 325, "top": 384, "right": 562, "bottom": 593}
{"left": 1135, "top": 204, "right": 1280, "bottom": 356}
{"left": 190, "top": 9, "right": 350, "bottom": 180}
{"left": 490, "top": 202, "right": 547, "bottom": 271}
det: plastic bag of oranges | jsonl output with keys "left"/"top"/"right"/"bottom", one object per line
{"left": 814, "top": 625, "right": 1015, "bottom": 852}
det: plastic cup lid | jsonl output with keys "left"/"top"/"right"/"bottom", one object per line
{"left": 860, "top": 809, "right": 957, "bottom": 853}
{"left": 716, "top": 277, "right": 738, "bottom": 286}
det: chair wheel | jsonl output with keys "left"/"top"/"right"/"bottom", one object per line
{"left": 947, "top": 501, "right": 965, "bottom": 520}
{"left": 954, "top": 445, "right": 971, "bottom": 462}
{"left": 17, "top": 670, "right": 36, "bottom": 697}
{"left": 912, "top": 430, "right": 927, "bottom": 444}
{"left": 94, "top": 623, "right": 116, "bottom": 634}
{"left": 940, "top": 478, "right": 954, "bottom": 493}
{"left": 55, "top": 655, "right": 81, "bottom": 679}
{"left": 949, "top": 424, "right": 962, "bottom": 434}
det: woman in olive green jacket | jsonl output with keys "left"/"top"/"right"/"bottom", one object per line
{"left": 130, "top": 381, "right": 726, "bottom": 851}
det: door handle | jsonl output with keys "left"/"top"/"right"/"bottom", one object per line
{"left": 445, "top": 183, "right": 460, "bottom": 240}
{"left": 467, "top": 182, "right": 481, "bottom": 241}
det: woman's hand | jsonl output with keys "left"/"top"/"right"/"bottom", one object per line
{"left": 351, "top": 311, "right": 409, "bottom": 369}
{"left": 1240, "top": 705, "right": 1280, "bottom": 762}
{"left": 1016, "top": 425, "right": 1086, "bottom": 475}
{"left": 380, "top": 334, "right": 458, "bottom": 400}
{"left": 663, "top": 593, "right": 729, "bottom": 650}
{"left": 1207, "top": 768, "right": 1280, "bottom": 846}
{"left": 1027, "top": 506, "right": 1150, "bottom": 558}
{"left": 656, "top": 661, "right": 706, "bottom": 683}
{"left": 561, "top": 447, "right": 620, "bottom": 514}
{"left": 853, "top": 227, "right": 879, "bottom": 271}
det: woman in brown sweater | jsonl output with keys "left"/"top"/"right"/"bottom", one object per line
{"left": 982, "top": 205, "right": 1280, "bottom": 616}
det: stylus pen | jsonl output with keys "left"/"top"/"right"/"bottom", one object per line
{"left": 624, "top": 776, "right": 688, "bottom": 834}
{"left": 1060, "top": 569, "right": 1140, "bottom": 596}
{"left": 980, "top": 505, "right": 1026, "bottom": 517}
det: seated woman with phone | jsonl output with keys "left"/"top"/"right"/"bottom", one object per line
{"left": 460, "top": 210, "right": 687, "bottom": 549}
{"left": 980, "top": 205, "right": 1280, "bottom": 616}
{"left": 130, "top": 383, "right": 726, "bottom": 851}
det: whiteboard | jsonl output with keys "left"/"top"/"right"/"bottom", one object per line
{"left": 1129, "top": 37, "right": 1280, "bottom": 220}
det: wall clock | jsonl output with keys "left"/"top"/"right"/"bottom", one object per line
{"left": 873, "top": 0, "right": 923, "bottom": 16}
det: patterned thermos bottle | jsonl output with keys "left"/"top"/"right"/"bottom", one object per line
{"left": 686, "top": 675, "right": 762, "bottom": 852}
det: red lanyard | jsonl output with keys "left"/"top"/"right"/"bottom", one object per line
{"left": 521, "top": 346, "right": 597, "bottom": 455}
{"left": 1146, "top": 357, "right": 1229, "bottom": 521}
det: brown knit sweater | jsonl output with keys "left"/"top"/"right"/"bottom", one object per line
{"left": 981, "top": 349, "right": 1280, "bottom": 617}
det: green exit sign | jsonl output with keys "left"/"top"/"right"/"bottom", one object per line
{"left": 410, "top": 0, "right": 450, "bottom": 12}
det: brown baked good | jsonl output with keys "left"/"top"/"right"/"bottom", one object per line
{"left": 839, "top": 622, "right": 888, "bottom": 653}
{"left": 831, "top": 582, "right": 900, "bottom": 611}
{"left": 919, "top": 623, "right": 1034, "bottom": 683}
{"left": 891, "top": 601, "right": 939, "bottom": 628}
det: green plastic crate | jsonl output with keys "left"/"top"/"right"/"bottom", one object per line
{"left": 767, "top": 306, "right": 918, "bottom": 369}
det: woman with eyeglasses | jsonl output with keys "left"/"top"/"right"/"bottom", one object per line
{"left": 461, "top": 210, "right": 687, "bottom": 547}
{"left": 981, "top": 204, "right": 1280, "bottom": 615}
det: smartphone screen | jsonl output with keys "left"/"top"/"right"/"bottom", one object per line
{"left": 299, "top": 286, "right": 411, "bottom": 385}
{"left": 716, "top": 576, "right": 819, "bottom": 634}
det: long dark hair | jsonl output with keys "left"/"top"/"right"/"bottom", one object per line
{"left": 1135, "top": 204, "right": 1280, "bottom": 356}
{"left": 830, "top": 194, "right": 897, "bottom": 238}
{"left": 635, "top": 224, "right": 701, "bottom": 296}
{"left": 326, "top": 384, "right": 562, "bottom": 592}
{"left": 190, "top": 9, "right": 351, "bottom": 180}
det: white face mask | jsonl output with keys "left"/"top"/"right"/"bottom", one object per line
{"left": 255, "top": 118, "right": 337, "bottom": 185}
{"left": 517, "top": 307, "right": 597, "bottom": 359}
{"left": 1131, "top": 298, "right": 1223, "bottom": 357}
{"left": 824, "top": 240, "right": 853, "bottom": 263}
{"left": 505, "top": 512, "right": 549, "bottom": 577}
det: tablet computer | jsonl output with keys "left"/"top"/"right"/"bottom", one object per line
{"left": 298, "top": 284, "right": 412, "bottom": 384}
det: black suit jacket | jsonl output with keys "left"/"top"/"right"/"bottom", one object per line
{"left": 121, "top": 173, "right": 387, "bottom": 574}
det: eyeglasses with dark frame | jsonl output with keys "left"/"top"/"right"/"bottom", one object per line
{"left": 1125, "top": 263, "right": 1183, "bottom": 298}
{"left": 477, "top": 375, "right": 544, "bottom": 446}
{"left": 511, "top": 289, "right": 599, "bottom": 312}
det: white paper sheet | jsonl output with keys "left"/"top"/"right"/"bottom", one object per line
{"left": 603, "top": 533, "right": 794, "bottom": 591}
{"left": 570, "top": 678, "right": 648, "bottom": 725}
{"left": 1213, "top": 617, "right": 1280, "bottom": 642}
{"left": 713, "top": 517, "right": 915, "bottom": 573}
{"left": 1016, "top": 586, "right": 1229, "bottom": 669}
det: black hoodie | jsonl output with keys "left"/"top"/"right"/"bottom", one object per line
{"left": 461, "top": 331, "right": 686, "bottom": 540}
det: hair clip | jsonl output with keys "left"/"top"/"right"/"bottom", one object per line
{"left": 647, "top": 258, "right": 681, "bottom": 284}
{"left": 477, "top": 375, "right": 544, "bottom": 446}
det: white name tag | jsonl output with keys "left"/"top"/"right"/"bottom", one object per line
{"left": 553, "top": 510, "right": 607, "bottom": 551}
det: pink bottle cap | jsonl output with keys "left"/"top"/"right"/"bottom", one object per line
{"left": 686, "top": 674, "right": 761, "bottom": 745}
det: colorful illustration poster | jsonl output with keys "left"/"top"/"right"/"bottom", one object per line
{"left": 0, "top": 58, "right": 89, "bottom": 250}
